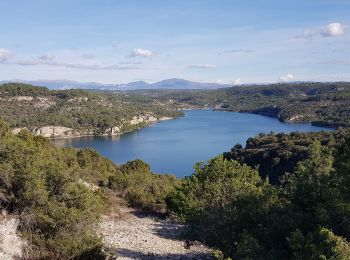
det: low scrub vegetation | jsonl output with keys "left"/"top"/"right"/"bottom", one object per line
{"left": 167, "top": 134, "right": 350, "bottom": 259}
{"left": 0, "top": 119, "right": 107, "bottom": 258}
{"left": 0, "top": 83, "right": 182, "bottom": 134}
{"left": 0, "top": 118, "right": 179, "bottom": 258}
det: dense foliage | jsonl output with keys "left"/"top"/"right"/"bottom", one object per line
{"left": 224, "top": 129, "right": 350, "bottom": 184}
{"left": 108, "top": 159, "right": 179, "bottom": 211}
{"left": 0, "top": 83, "right": 182, "bottom": 134}
{"left": 0, "top": 118, "right": 179, "bottom": 258}
{"left": 0, "top": 119, "right": 107, "bottom": 259}
{"left": 167, "top": 133, "right": 350, "bottom": 259}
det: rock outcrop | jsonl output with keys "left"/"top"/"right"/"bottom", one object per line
{"left": 0, "top": 217, "right": 26, "bottom": 260}
{"left": 130, "top": 114, "right": 158, "bottom": 125}
{"left": 33, "top": 126, "right": 76, "bottom": 138}
{"left": 11, "top": 114, "right": 173, "bottom": 139}
{"left": 104, "top": 126, "right": 121, "bottom": 136}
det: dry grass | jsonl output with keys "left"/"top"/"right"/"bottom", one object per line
{"left": 104, "top": 192, "right": 131, "bottom": 220}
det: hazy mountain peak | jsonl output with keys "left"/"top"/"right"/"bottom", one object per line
{"left": 0, "top": 78, "right": 230, "bottom": 90}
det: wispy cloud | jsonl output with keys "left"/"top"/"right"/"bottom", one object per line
{"left": 81, "top": 54, "right": 95, "bottom": 59}
{"left": 294, "top": 29, "right": 316, "bottom": 42}
{"left": 1, "top": 48, "right": 141, "bottom": 70}
{"left": 128, "top": 48, "right": 154, "bottom": 58}
{"left": 112, "top": 41, "right": 119, "bottom": 49}
{"left": 295, "top": 22, "right": 346, "bottom": 41}
{"left": 218, "top": 49, "right": 254, "bottom": 55}
{"left": 14, "top": 59, "right": 142, "bottom": 71}
{"left": 119, "top": 61, "right": 143, "bottom": 65}
{"left": 188, "top": 64, "right": 217, "bottom": 69}
{"left": 279, "top": 73, "right": 295, "bottom": 82}
{"left": 38, "top": 53, "right": 55, "bottom": 61}
{"left": 0, "top": 48, "right": 11, "bottom": 62}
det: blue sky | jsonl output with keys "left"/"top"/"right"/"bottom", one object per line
{"left": 0, "top": 0, "right": 349, "bottom": 84}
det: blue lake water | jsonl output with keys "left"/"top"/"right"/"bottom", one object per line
{"left": 53, "top": 110, "right": 332, "bottom": 178}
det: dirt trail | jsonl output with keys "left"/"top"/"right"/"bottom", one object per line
{"left": 98, "top": 208, "right": 213, "bottom": 259}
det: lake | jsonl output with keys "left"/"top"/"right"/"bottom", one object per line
{"left": 53, "top": 110, "right": 332, "bottom": 178}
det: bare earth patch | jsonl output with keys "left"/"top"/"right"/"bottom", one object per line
{"left": 0, "top": 217, "right": 26, "bottom": 260}
{"left": 98, "top": 208, "right": 213, "bottom": 259}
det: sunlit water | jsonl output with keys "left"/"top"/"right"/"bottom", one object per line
{"left": 53, "top": 110, "right": 332, "bottom": 178}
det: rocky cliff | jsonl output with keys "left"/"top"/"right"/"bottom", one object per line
{"left": 11, "top": 114, "right": 173, "bottom": 139}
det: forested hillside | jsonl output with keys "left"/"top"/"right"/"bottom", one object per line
{"left": 119, "top": 82, "right": 350, "bottom": 127}
{"left": 2, "top": 112, "right": 350, "bottom": 259}
{"left": 2, "top": 81, "right": 350, "bottom": 259}
{"left": 224, "top": 129, "right": 350, "bottom": 184}
{"left": 0, "top": 118, "right": 179, "bottom": 258}
{"left": 0, "top": 83, "right": 182, "bottom": 138}
{"left": 167, "top": 130, "right": 350, "bottom": 259}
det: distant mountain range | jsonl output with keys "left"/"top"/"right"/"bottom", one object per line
{"left": 0, "top": 78, "right": 232, "bottom": 90}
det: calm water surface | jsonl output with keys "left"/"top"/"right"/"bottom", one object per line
{"left": 53, "top": 110, "right": 332, "bottom": 178}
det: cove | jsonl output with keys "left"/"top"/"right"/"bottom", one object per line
{"left": 52, "top": 110, "right": 332, "bottom": 178}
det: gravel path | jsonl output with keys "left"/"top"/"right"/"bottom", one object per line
{"left": 98, "top": 208, "right": 213, "bottom": 259}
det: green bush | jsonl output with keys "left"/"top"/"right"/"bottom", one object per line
{"left": 0, "top": 118, "right": 108, "bottom": 259}
{"left": 108, "top": 159, "right": 179, "bottom": 211}
{"left": 168, "top": 137, "right": 350, "bottom": 259}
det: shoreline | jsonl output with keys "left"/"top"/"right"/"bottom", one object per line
{"left": 25, "top": 116, "right": 176, "bottom": 140}
{"left": 12, "top": 109, "right": 338, "bottom": 141}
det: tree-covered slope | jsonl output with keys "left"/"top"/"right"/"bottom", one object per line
{"left": 0, "top": 118, "right": 180, "bottom": 258}
{"left": 119, "top": 82, "right": 350, "bottom": 127}
{"left": 0, "top": 83, "right": 182, "bottom": 136}
{"left": 223, "top": 129, "right": 350, "bottom": 184}
{"left": 167, "top": 132, "right": 350, "bottom": 259}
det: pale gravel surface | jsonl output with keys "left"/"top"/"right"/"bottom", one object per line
{"left": 98, "top": 208, "right": 213, "bottom": 259}
{"left": 0, "top": 217, "right": 26, "bottom": 260}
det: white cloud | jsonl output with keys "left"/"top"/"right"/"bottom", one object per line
{"left": 112, "top": 41, "right": 119, "bottom": 48}
{"left": 14, "top": 59, "right": 142, "bottom": 71}
{"left": 215, "top": 79, "right": 226, "bottom": 84}
{"left": 233, "top": 78, "right": 242, "bottom": 85}
{"left": 294, "top": 29, "right": 315, "bottom": 42}
{"left": 279, "top": 73, "right": 295, "bottom": 82}
{"left": 119, "top": 61, "right": 143, "bottom": 65}
{"left": 128, "top": 48, "right": 154, "bottom": 58}
{"left": 38, "top": 53, "right": 55, "bottom": 61}
{"left": 81, "top": 54, "right": 95, "bottom": 59}
{"left": 295, "top": 23, "right": 346, "bottom": 41}
{"left": 188, "top": 64, "right": 217, "bottom": 69}
{"left": 0, "top": 48, "right": 11, "bottom": 62}
{"left": 320, "top": 23, "right": 345, "bottom": 37}
{"left": 218, "top": 49, "right": 254, "bottom": 55}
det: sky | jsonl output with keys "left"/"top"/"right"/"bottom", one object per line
{"left": 0, "top": 0, "right": 349, "bottom": 84}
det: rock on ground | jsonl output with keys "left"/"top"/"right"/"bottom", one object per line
{"left": 0, "top": 217, "right": 26, "bottom": 260}
{"left": 98, "top": 208, "right": 213, "bottom": 260}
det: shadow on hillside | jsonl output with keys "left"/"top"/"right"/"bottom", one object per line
{"left": 130, "top": 210, "right": 187, "bottom": 241}
{"left": 152, "top": 221, "right": 187, "bottom": 240}
{"left": 117, "top": 248, "right": 213, "bottom": 260}
{"left": 131, "top": 209, "right": 167, "bottom": 219}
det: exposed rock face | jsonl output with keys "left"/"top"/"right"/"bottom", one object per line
{"left": 0, "top": 217, "right": 26, "bottom": 260}
{"left": 11, "top": 114, "right": 173, "bottom": 139}
{"left": 33, "top": 97, "right": 56, "bottom": 109}
{"left": 159, "top": 116, "right": 172, "bottom": 121}
{"left": 130, "top": 116, "right": 145, "bottom": 125}
{"left": 11, "top": 128, "right": 28, "bottom": 135}
{"left": 14, "top": 96, "right": 33, "bottom": 101}
{"left": 67, "top": 96, "right": 89, "bottom": 102}
{"left": 130, "top": 114, "right": 158, "bottom": 125}
{"left": 33, "top": 126, "right": 75, "bottom": 138}
{"left": 104, "top": 126, "right": 121, "bottom": 136}
{"left": 285, "top": 115, "right": 305, "bottom": 122}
